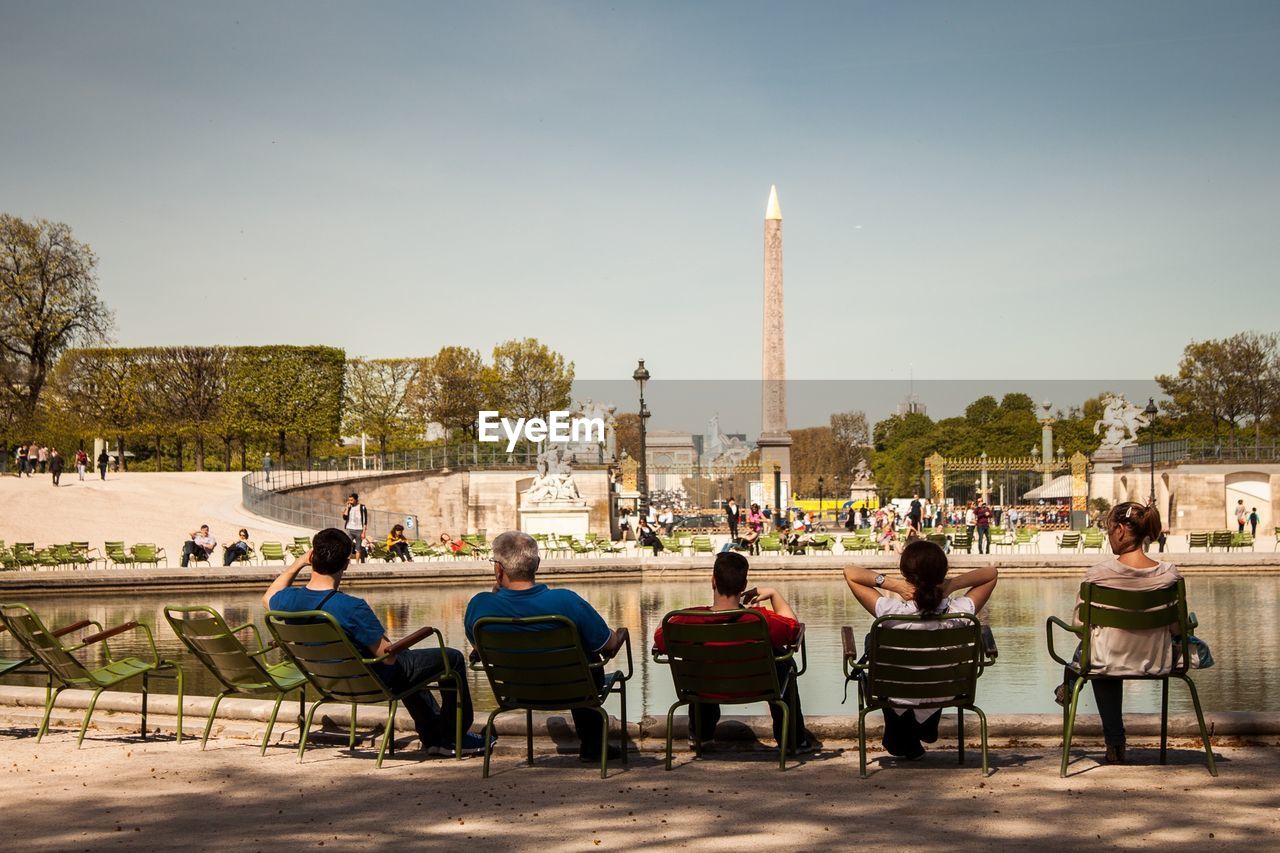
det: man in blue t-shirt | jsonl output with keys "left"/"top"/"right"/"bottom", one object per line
{"left": 264, "top": 527, "right": 485, "bottom": 756}
{"left": 464, "top": 530, "right": 626, "bottom": 763}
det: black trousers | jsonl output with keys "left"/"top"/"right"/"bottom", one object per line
{"left": 181, "top": 541, "right": 211, "bottom": 567}
{"left": 1063, "top": 668, "right": 1126, "bottom": 746}
{"left": 570, "top": 667, "right": 609, "bottom": 756}
{"left": 882, "top": 708, "right": 942, "bottom": 757}
{"left": 686, "top": 661, "right": 806, "bottom": 747}
{"left": 390, "top": 542, "right": 412, "bottom": 561}
{"left": 375, "top": 647, "right": 473, "bottom": 743}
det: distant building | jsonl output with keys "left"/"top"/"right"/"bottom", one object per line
{"left": 645, "top": 431, "right": 698, "bottom": 492}
{"left": 897, "top": 394, "right": 927, "bottom": 417}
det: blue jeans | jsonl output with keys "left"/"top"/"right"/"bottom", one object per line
{"left": 375, "top": 647, "right": 473, "bottom": 744}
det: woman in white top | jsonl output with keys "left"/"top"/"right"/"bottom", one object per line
{"left": 844, "top": 541, "right": 998, "bottom": 760}
{"left": 1056, "top": 501, "right": 1179, "bottom": 765}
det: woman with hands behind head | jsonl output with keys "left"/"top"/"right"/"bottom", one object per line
{"left": 844, "top": 541, "right": 998, "bottom": 760}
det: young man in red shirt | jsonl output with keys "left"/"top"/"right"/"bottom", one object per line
{"left": 653, "top": 551, "right": 817, "bottom": 753}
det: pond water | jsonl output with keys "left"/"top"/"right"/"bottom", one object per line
{"left": 2, "top": 576, "right": 1275, "bottom": 718}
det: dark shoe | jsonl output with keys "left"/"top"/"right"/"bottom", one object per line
{"left": 900, "top": 746, "right": 926, "bottom": 761}
{"left": 1104, "top": 744, "right": 1126, "bottom": 765}
{"left": 426, "top": 731, "right": 493, "bottom": 757}
{"left": 1054, "top": 683, "right": 1069, "bottom": 707}
{"left": 578, "top": 744, "right": 623, "bottom": 763}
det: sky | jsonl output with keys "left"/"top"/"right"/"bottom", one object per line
{"left": 2, "top": 1, "right": 1278, "bottom": 400}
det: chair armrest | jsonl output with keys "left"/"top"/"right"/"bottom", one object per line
{"left": 230, "top": 621, "right": 265, "bottom": 648}
{"left": 841, "top": 626, "right": 857, "bottom": 662}
{"left": 1187, "top": 611, "right": 1199, "bottom": 632}
{"left": 247, "top": 641, "right": 279, "bottom": 657}
{"left": 51, "top": 619, "right": 95, "bottom": 638}
{"left": 1045, "top": 615, "right": 1082, "bottom": 667}
{"left": 80, "top": 620, "right": 140, "bottom": 645}
{"left": 386, "top": 625, "right": 441, "bottom": 657}
{"left": 604, "top": 627, "right": 633, "bottom": 682}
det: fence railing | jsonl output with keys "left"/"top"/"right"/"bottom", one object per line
{"left": 1122, "top": 439, "right": 1280, "bottom": 466}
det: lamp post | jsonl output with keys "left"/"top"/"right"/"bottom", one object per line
{"left": 773, "top": 462, "right": 782, "bottom": 529}
{"left": 818, "top": 476, "right": 825, "bottom": 523}
{"left": 1144, "top": 397, "right": 1158, "bottom": 506}
{"left": 633, "top": 359, "right": 651, "bottom": 517}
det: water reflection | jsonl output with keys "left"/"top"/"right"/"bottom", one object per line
{"left": 1, "top": 577, "right": 1271, "bottom": 718}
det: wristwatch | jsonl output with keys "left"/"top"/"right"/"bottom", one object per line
{"left": 874, "top": 573, "right": 886, "bottom": 588}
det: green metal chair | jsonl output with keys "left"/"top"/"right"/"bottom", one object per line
{"left": 287, "top": 536, "right": 312, "bottom": 558}
{"left": 470, "top": 615, "right": 633, "bottom": 779}
{"left": 758, "top": 535, "right": 784, "bottom": 556}
{"left": 0, "top": 617, "right": 94, "bottom": 680}
{"left": 1209, "top": 530, "right": 1233, "bottom": 552}
{"left": 842, "top": 614, "right": 993, "bottom": 777}
{"left": 691, "top": 536, "right": 715, "bottom": 555}
{"left": 1230, "top": 532, "right": 1254, "bottom": 551}
{"left": 1046, "top": 579, "right": 1216, "bottom": 777}
{"left": 653, "top": 608, "right": 805, "bottom": 771}
{"left": 1080, "top": 529, "right": 1106, "bottom": 553}
{"left": 104, "top": 541, "right": 135, "bottom": 567}
{"left": 1187, "top": 532, "right": 1210, "bottom": 552}
{"left": 659, "top": 536, "right": 683, "bottom": 555}
{"left": 1057, "top": 532, "right": 1082, "bottom": 552}
{"left": 259, "top": 542, "right": 289, "bottom": 565}
{"left": 264, "top": 610, "right": 463, "bottom": 768}
{"left": 132, "top": 543, "right": 167, "bottom": 568}
{"left": 0, "top": 603, "right": 183, "bottom": 746}
{"left": 951, "top": 532, "right": 974, "bottom": 553}
{"left": 163, "top": 605, "right": 307, "bottom": 753}
{"left": 10, "top": 543, "right": 38, "bottom": 569}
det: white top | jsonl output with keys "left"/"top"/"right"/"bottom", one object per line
{"left": 874, "top": 595, "right": 977, "bottom": 720}
{"left": 345, "top": 505, "right": 366, "bottom": 530}
{"left": 1077, "top": 558, "right": 1181, "bottom": 676}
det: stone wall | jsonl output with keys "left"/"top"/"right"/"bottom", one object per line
{"left": 1109, "top": 461, "right": 1280, "bottom": 533}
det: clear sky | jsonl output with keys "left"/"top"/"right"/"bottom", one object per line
{"left": 2, "top": 1, "right": 1278, "bottom": 384}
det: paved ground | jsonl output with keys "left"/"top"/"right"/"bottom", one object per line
{"left": 0, "top": 729, "right": 1271, "bottom": 851}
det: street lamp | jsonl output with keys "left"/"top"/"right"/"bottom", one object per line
{"left": 1144, "top": 397, "right": 1158, "bottom": 506}
{"left": 633, "top": 359, "right": 651, "bottom": 517}
{"left": 773, "top": 462, "right": 782, "bottom": 529}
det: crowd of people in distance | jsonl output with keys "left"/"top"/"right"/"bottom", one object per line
{"left": 254, "top": 498, "right": 1180, "bottom": 767}
{"left": 11, "top": 443, "right": 108, "bottom": 484}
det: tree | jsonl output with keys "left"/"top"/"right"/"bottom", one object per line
{"left": 1157, "top": 336, "right": 1258, "bottom": 446}
{"left": 613, "top": 412, "right": 641, "bottom": 461}
{"left": 0, "top": 215, "right": 113, "bottom": 423}
{"left": 47, "top": 347, "right": 145, "bottom": 468}
{"left": 220, "top": 346, "right": 345, "bottom": 466}
{"left": 145, "top": 346, "right": 230, "bottom": 470}
{"left": 344, "top": 358, "right": 421, "bottom": 462}
{"left": 411, "top": 346, "right": 486, "bottom": 439}
{"left": 485, "top": 338, "right": 574, "bottom": 423}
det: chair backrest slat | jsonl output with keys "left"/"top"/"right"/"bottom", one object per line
{"left": 164, "top": 606, "right": 274, "bottom": 690}
{"left": 265, "top": 610, "right": 393, "bottom": 703}
{"left": 0, "top": 604, "right": 94, "bottom": 686}
{"left": 865, "top": 612, "right": 983, "bottom": 706}
{"left": 472, "top": 616, "right": 599, "bottom": 711}
{"left": 659, "top": 609, "right": 783, "bottom": 705}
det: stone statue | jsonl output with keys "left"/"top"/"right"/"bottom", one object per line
{"left": 701, "top": 413, "right": 751, "bottom": 469}
{"left": 562, "top": 398, "right": 617, "bottom": 463}
{"left": 524, "top": 445, "right": 581, "bottom": 503}
{"left": 1093, "top": 394, "right": 1150, "bottom": 449}
{"left": 851, "top": 457, "right": 874, "bottom": 488}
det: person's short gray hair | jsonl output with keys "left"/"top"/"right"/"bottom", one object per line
{"left": 492, "top": 531, "right": 540, "bottom": 581}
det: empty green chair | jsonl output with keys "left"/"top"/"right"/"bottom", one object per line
{"left": 1081, "top": 529, "right": 1106, "bottom": 553}
{"left": 264, "top": 610, "right": 464, "bottom": 768}
{"left": 654, "top": 608, "right": 803, "bottom": 771}
{"left": 259, "top": 542, "right": 289, "bottom": 565}
{"left": 951, "top": 532, "right": 973, "bottom": 553}
{"left": 471, "top": 615, "right": 632, "bottom": 778}
{"left": 843, "top": 614, "right": 993, "bottom": 777}
{"left": 1230, "top": 532, "right": 1254, "bottom": 551}
{"left": 10, "top": 543, "right": 38, "bottom": 569}
{"left": 1057, "top": 532, "right": 1082, "bottom": 552}
{"left": 1210, "top": 530, "right": 1233, "bottom": 551}
{"left": 164, "top": 605, "right": 307, "bottom": 753}
{"left": 1014, "top": 528, "right": 1039, "bottom": 552}
{"left": 758, "top": 535, "right": 784, "bottom": 555}
{"left": 131, "top": 543, "right": 165, "bottom": 568}
{"left": 1187, "top": 532, "right": 1210, "bottom": 552}
{"left": 0, "top": 617, "right": 93, "bottom": 680}
{"left": 287, "top": 536, "right": 312, "bottom": 558}
{"left": 691, "top": 536, "right": 715, "bottom": 555}
{"left": 104, "top": 541, "right": 135, "bottom": 567}
{"left": 1046, "top": 579, "right": 1216, "bottom": 777}
{"left": 0, "top": 603, "right": 183, "bottom": 746}
{"left": 659, "top": 536, "right": 683, "bottom": 555}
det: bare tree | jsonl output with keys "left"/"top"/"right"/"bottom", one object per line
{"left": 0, "top": 215, "right": 113, "bottom": 421}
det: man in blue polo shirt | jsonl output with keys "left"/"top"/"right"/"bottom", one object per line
{"left": 264, "top": 527, "right": 485, "bottom": 756}
{"left": 464, "top": 530, "right": 626, "bottom": 762}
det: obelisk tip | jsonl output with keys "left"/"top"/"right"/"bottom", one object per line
{"left": 765, "top": 185, "right": 781, "bottom": 220}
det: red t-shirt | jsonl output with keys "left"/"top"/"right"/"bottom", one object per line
{"left": 652, "top": 606, "right": 800, "bottom": 654}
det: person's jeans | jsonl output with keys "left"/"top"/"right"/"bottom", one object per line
{"left": 976, "top": 526, "right": 990, "bottom": 554}
{"left": 1062, "top": 665, "right": 1125, "bottom": 746}
{"left": 181, "top": 541, "right": 211, "bottom": 567}
{"left": 390, "top": 542, "right": 412, "bottom": 562}
{"left": 375, "top": 647, "right": 473, "bottom": 744}
{"left": 222, "top": 542, "right": 249, "bottom": 566}
{"left": 686, "top": 661, "right": 806, "bottom": 748}
{"left": 882, "top": 708, "right": 942, "bottom": 757}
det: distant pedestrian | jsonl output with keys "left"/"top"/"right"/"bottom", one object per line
{"left": 37, "top": 445, "right": 48, "bottom": 474}
{"left": 726, "top": 497, "right": 739, "bottom": 540}
{"left": 974, "top": 499, "right": 992, "bottom": 555}
{"left": 1235, "top": 499, "right": 1247, "bottom": 533}
{"left": 263, "top": 452, "right": 272, "bottom": 485}
{"left": 1249, "top": 508, "right": 1259, "bottom": 537}
{"left": 908, "top": 492, "right": 922, "bottom": 530}
{"left": 49, "top": 449, "right": 63, "bottom": 486}
{"left": 75, "top": 448, "right": 88, "bottom": 480}
{"left": 97, "top": 449, "right": 109, "bottom": 480}
{"left": 27, "top": 444, "right": 39, "bottom": 475}
{"left": 15, "top": 444, "right": 26, "bottom": 477}
{"left": 343, "top": 492, "right": 368, "bottom": 562}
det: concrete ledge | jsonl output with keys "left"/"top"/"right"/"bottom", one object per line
{"left": 2, "top": 551, "right": 1278, "bottom": 594}
{"left": 3, "top": 686, "right": 1277, "bottom": 748}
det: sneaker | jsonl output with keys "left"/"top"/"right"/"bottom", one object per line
{"left": 1054, "top": 683, "right": 1069, "bottom": 707}
{"left": 426, "top": 731, "right": 493, "bottom": 757}
{"left": 578, "top": 744, "right": 623, "bottom": 763}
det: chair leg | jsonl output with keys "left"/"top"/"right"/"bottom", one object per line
{"left": 525, "top": 708, "right": 534, "bottom": 764}
{"left": 1160, "top": 678, "right": 1169, "bottom": 765}
{"left": 1061, "top": 677, "right": 1086, "bottom": 777}
{"left": 173, "top": 665, "right": 184, "bottom": 744}
{"left": 78, "top": 688, "right": 106, "bottom": 748}
{"left": 37, "top": 685, "right": 66, "bottom": 742}
{"left": 261, "top": 692, "right": 287, "bottom": 755}
{"left": 483, "top": 709, "right": 501, "bottom": 779}
{"left": 376, "top": 700, "right": 397, "bottom": 769}
{"left": 691, "top": 702, "right": 702, "bottom": 757}
{"left": 664, "top": 701, "right": 685, "bottom": 771}
{"left": 203, "top": 690, "right": 229, "bottom": 750}
{"left": 619, "top": 680, "right": 628, "bottom": 764}
{"left": 298, "top": 699, "right": 325, "bottom": 764}
{"left": 141, "top": 671, "right": 149, "bottom": 740}
{"left": 349, "top": 704, "right": 358, "bottom": 749}
{"left": 772, "top": 700, "right": 789, "bottom": 770}
{"left": 857, "top": 706, "right": 869, "bottom": 779}
{"left": 958, "top": 707, "right": 965, "bottom": 765}
{"left": 597, "top": 706, "right": 610, "bottom": 779}
{"left": 453, "top": 677, "right": 463, "bottom": 762}
{"left": 1179, "top": 674, "right": 1218, "bottom": 777}
{"left": 971, "top": 705, "right": 990, "bottom": 776}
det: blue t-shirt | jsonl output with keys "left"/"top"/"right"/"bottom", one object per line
{"left": 463, "top": 584, "right": 611, "bottom": 652}
{"left": 269, "top": 587, "right": 386, "bottom": 655}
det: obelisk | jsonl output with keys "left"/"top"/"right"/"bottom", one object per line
{"left": 758, "top": 184, "right": 792, "bottom": 511}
